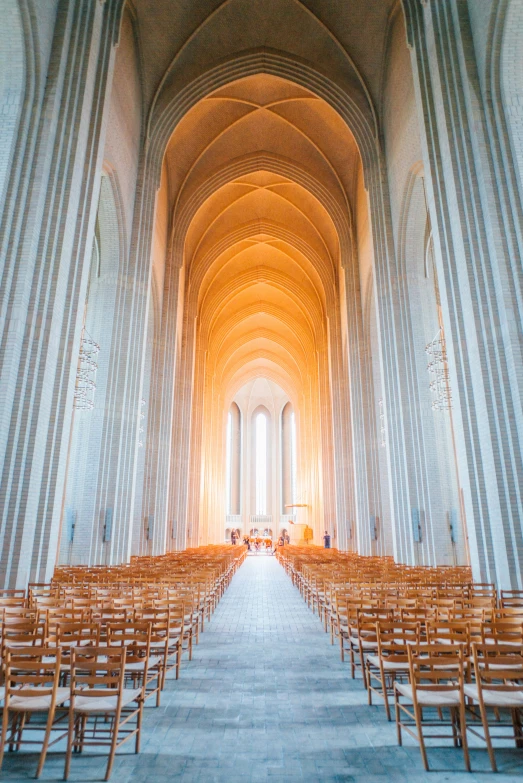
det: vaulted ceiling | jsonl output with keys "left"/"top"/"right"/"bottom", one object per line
{"left": 162, "top": 73, "right": 360, "bottom": 402}
{"left": 139, "top": 0, "right": 390, "bottom": 536}
{"left": 134, "top": 0, "right": 396, "bottom": 122}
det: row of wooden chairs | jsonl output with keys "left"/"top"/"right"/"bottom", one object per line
{"left": 0, "top": 544, "right": 247, "bottom": 779}
{"left": 277, "top": 545, "right": 523, "bottom": 772}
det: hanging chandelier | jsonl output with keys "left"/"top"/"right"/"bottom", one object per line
{"left": 138, "top": 398, "right": 146, "bottom": 447}
{"left": 73, "top": 329, "right": 100, "bottom": 411}
{"left": 378, "top": 398, "right": 386, "bottom": 447}
{"left": 425, "top": 327, "right": 452, "bottom": 410}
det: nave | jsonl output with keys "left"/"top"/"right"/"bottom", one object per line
{"left": 3, "top": 554, "right": 521, "bottom": 783}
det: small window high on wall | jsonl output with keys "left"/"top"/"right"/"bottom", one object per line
{"left": 226, "top": 403, "right": 241, "bottom": 516}
{"left": 225, "top": 411, "right": 232, "bottom": 515}
{"left": 255, "top": 412, "right": 268, "bottom": 515}
{"left": 281, "top": 402, "right": 297, "bottom": 512}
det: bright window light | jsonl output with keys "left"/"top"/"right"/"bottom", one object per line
{"left": 255, "top": 412, "right": 267, "bottom": 514}
{"left": 290, "top": 409, "right": 297, "bottom": 504}
{"left": 225, "top": 411, "right": 232, "bottom": 514}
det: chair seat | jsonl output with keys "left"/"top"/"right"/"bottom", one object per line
{"left": 150, "top": 639, "right": 168, "bottom": 649}
{"left": 482, "top": 637, "right": 522, "bottom": 646}
{"left": 417, "top": 654, "right": 468, "bottom": 670}
{"left": 358, "top": 638, "right": 378, "bottom": 650}
{"left": 74, "top": 688, "right": 142, "bottom": 713}
{"left": 367, "top": 655, "right": 408, "bottom": 671}
{"left": 464, "top": 683, "right": 523, "bottom": 707}
{"left": 468, "top": 657, "right": 522, "bottom": 670}
{"left": 9, "top": 687, "right": 69, "bottom": 711}
{"left": 434, "top": 637, "right": 468, "bottom": 646}
{"left": 125, "top": 655, "right": 161, "bottom": 672}
{"left": 396, "top": 683, "right": 462, "bottom": 707}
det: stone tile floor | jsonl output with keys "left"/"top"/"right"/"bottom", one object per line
{"left": 2, "top": 554, "right": 523, "bottom": 782}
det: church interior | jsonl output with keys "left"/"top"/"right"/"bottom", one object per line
{"left": 0, "top": 0, "right": 523, "bottom": 779}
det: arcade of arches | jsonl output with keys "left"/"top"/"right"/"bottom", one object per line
{"left": 1, "top": 0, "right": 523, "bottom": 593}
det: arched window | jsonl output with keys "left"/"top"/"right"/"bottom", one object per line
{"left": 290, "top": 408, "right": 297, "bottom": 505}
{"left": 225, "top": 403, "right": 241, "bottom": 516}
{"left": 225, "top": 410, "right": 232, "bottom": 514}
{"left": 255, "top": 412, "right": 267, "bottom": 515}
{"left": 281, "top": 402, "right": 297, "bottom": 512}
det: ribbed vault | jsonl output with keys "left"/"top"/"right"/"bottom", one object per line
{"left": 160, "top": 72, "right": 361, "bottom": 544}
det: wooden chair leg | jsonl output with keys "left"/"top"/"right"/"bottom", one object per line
{"left": 512, "top": 708, "right": 523, "bottom": 749}
{"left": 36, "top": 707, "right": 54, "bottom": 778}
{"left": 360, "top": 648, "right": 368, "bottom": 689}
{"left": 450, "top": 707, "right": 459, "bottom": 747}
{"left": 104, "top": 707, "right": 121, "bottom": 782}
{"left": 382, "top": 671, "right": 391, "bottom": 721}
{"left": 8, "top": 712, "right": 18, "bottom": 753}
{"left": 79, "top": 714, "right": 87, "bottom": 752}
{"left": 349, "top": 643, "right": 356, "bottom": 679}
{"left": 16, "top": 711, "right": 26, "bottom": 751}
{"left": 155, "top": 669, "right": 162, "bottom": 707}
{"left": 479, "top": 700, "right": 497, "bottom": 772}
{"left": 413, "top": 703, "right": 429, "bottom": 771}
{"left": 135, "top": 701, "right": 143, "bottom": 753}
{"left": 64, "top": 708, "right": 75, "bottom": 780}
{"left": 176, "top": 643, "right": 182, "bottom": 679}
{"left": 459, "top": 700, "right": 471, "bottom": 771}
{"left": 394, "top": 692, "right": 402, "bottom": 746}
{"left": 0, "top": 706, "right": 10, "bottom": 772}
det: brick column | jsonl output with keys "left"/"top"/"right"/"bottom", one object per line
{"left": 403, "top": 0, "right": 523, "bottom": 587}
{"left": 0, "top": 0, "right": 123, "bottom": 587}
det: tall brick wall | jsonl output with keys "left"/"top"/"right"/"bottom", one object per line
{"left": 0, "top": 0, "right": 24, "bottom": 208}
{"left": 0, "top": 0, "right": 123, "bottom": 587}
{"left": 501, "top": 1, "right": 523, "bottom": 204}
{"left": 59, "top": 5, "right": 147, "bottom": 567}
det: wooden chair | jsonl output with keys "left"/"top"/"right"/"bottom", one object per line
{"left": 0, "top": 647, "right": 69, "bottom": 778}
{"left": 135, "top": 608, "right": 170, "bottom": 702}
{"left": 54, "top": 620, "right": 102, "bottom": 678}
{"left": 500, "top": 590, "right": 523, "bottom": 609}
{"left": 46, "top": 607, "right": 88, "bottom": 640}
{"left": 335, "top": 597, "right": 363, "bottom": 663}
{"left": 394, "top": 644, "right": 470, "bottom": 772}
{"left": 164, "top": 601, "right": 190, "bottom": 680}
{"left": 65, "top": 646, "right": 144, "bottom": 781}
{"left": 1, "top": 619, "right": 47, "bottom": 652}
{"left": 400, "top": 606, "right": 436, "bottom": 631}
{"left": 495, "top": 607, "right": 523, "bottom": 622}
{"left": 426, "top": 620, "right": 470, "bottom": 652}
{"left": 0, "top": 607, "right": 39, "bottom": 623}
{"left": 351, "top": 608, "right": 393, "bottom": 688}
{"left": 366, "top": 621, "right": 420, "bottom": 720}
{"left": 464, "top": 643, "right": 523, "bottom": 772}
{"left": 107, "top": 621, "right": 161, "bottom": 707}
{"left": 481, "top": 621, "right": 523, "bottom": 647}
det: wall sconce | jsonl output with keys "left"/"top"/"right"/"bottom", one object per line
{"left": 378, "top": 399, "right": 386, "bottom": 447}
{"left": 74, "top": 329, "right": 99, "bottom": 410}
{"left": 425, "top": 328, "right": 452, "bottom": 410}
